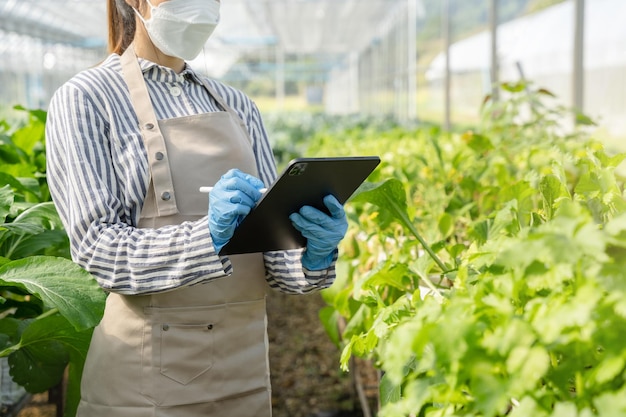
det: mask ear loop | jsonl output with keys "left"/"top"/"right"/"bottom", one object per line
{"left": 201, "top": 1, "right": 220, "bottom": 77}
{"left": 132, "top": 3, "right": 149, "bottom": 25}
{"left": 202, "top": 44, "right": 209, "bottom": 77}
{"left": 132, "top": 0, "right": 160, "bottom": 27}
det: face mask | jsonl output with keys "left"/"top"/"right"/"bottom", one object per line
{"left": 134, "top": 0, "right": 220, "bottom": 60}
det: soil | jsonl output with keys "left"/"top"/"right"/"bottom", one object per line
{"left": 13, "top": 290, "right": 377, "bottom": 417}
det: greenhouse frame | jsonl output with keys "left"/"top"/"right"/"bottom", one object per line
{"left": 1, "top": 0, "right": 624, "bottom": 143}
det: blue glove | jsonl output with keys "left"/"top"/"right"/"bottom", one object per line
{"left": 208, "top": 169, "right": 265, "bottom": 253}
{"left": 289, "top": 195, "right": 348, "bottom": 270}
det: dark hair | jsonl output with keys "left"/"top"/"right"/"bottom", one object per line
{"left": 107, "top": 0, "right": 137, "bottom": 54}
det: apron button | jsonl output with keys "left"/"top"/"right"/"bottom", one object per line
{"left": 144, "top": 123, "right": 155, "bottom": 130}
{"left": 161, "top": 191, "right": 172, "bottom": 201}
{"left": 155, "top": 151, "right": 164, "bottom": 161}
{"left": 162, "top": 324, "right": 169, "bottom": 331}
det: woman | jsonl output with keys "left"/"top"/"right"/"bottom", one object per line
{"left": 45, "top": 0, "right": 347, "bottom": 415}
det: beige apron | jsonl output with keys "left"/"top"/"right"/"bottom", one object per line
{"left": 77, "top": 47, "right": 272, "bottom": 417}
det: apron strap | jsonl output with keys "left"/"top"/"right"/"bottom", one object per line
{"left": 121, "top": 45, "right": 179, "bottom": 217}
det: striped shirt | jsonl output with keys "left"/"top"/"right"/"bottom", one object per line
{"left": 45, "top": 53, "right": 335, "bottom": 295}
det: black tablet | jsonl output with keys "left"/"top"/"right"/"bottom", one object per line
{"left": 219, "top": 156, "right": 381, "bottom": 255}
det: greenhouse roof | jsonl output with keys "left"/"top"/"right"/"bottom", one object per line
{"left": 0, "top": 0, "right": 106, "bottom": 48}
{"left": 426, "top": 0, "right": 626, "bottom": 80}
{"left": 0, "top": 0, "right": 404, "bottom": 77}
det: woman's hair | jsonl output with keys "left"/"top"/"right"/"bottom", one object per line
{"left": 107, "top": 0, "right": 137, "bottom": 54}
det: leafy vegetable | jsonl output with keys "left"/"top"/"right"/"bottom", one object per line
{"left": 307, "top": 84, "right": 626, "bottom": 416}
{"left": 0, "top": 107, "right": 105, "bottom": 417}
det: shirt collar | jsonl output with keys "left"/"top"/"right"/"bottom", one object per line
{"left": 137, "top": 57, "right": 203, "bottom": 85}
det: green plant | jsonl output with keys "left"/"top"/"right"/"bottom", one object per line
{"left": 263, "top": 111, "right": 404, "bottom": 170}
{"left": 315, "top": 84, "right": 626, "bottom": 416}
{"left": 0, "top": 107, "right": 105, "bottom": 417}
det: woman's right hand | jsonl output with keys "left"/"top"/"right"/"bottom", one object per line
{"left": 208, "top": 169, "right": 265, "bottom": 253}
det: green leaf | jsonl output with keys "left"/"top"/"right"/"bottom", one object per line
{"left": 362, "top": 263, "right": 413, "bottom": 292}
{"left": 551, "top": 402, "right": 579, "bottom": 417}
{"left": 14, "top": 177, "right": 42, "bottom": 198}
{"left": 471, "top": 361, "right": 511, "bottom": 416}
{"left": 463, "top": 132, "right": 495, "bottom": 154}
{"left": 65, "top": 347, "right": 91, "bottom": 417}
{"left": 342, "top": 304, "right": 371, "bottom": 340}
{"left": 319, "top": 306, "right": 341, "bottom": 348}
{"left": 0, "top": 222, "right": 44, "bottom": 237}
{"left": 380, "top": 372, "right": 402, "bottom": 406}
{"left": 490, "top": 200, "right": 518, "bottom": 237}
{"left": 0, "top": 256, "right": 105, "bottom": 330}
{"left": 0, "top": 144, "right": 21, "bottom": 165}
{"left": 469, "top": 220, "right": 490, "bottom": 245}
{"left": 594, "top": 150, "right": 626, "bottom": 168}
{"left": 0, "top": 173, "right": 26, "bottom": 193}
{"left": 539, "top": 174, "right": 569, "bottom": 219}
{"left": 0, "top": 318, "right": 21, "bottom": 347}
{"left": 12, "top": 202, "right": 63, "bottom": 228}
{"left": 575, "top": 112, "right": 597, "bottom": 126}
{"left": 352, "top": 179, "right": 448, "bottom": 272}
{"left": 4, "top": 313, "right": 93, "bottom": 402}
{"left": 0, "top": 185, "right": 13, "bottom": 222}
{"left": 351, "top": 179, "right": 408, "bottom": 223}
{"left": 438, "top": 213, "right": 454, "bottom": 238}
{"left": 537, "top": 88, "right": 556, "bottom": 97}
{"left": 10, "top": 114, "right": 45, "bottom": 155}
{"left": 575, "top": 171, "right": 601, "bottom": 195}
{"left": 594, "top": 387, "right": 626, "bottom": 417}
{"left": 12, "top": 106, "right": 47, "bottom": 124}
{"left": 8, "top": 230, "right": 68, "bottom": 259}
{"left": 501, "top": 81, "right": 526, "bottom": 93}
{"left": 594, "top": 355, "right": 625, "bottom": 384}
{"left": 7, "top": 317, "right": 70, "bottom": 393}
{"left": 506, "top": 345, "right": 550, "bottom": 391}
{"left": 507, "top": 397, "right": 544, "bottom": 417}
{"left": 446, "top": 243, "right": 466, "bottom": 259}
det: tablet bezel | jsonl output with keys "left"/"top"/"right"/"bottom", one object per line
{"left": 219, "top": 156, "right": 380, "bottom": 255}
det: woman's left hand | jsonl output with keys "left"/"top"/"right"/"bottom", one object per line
{"left": 289, "top": 195, "right": 348, "bottom": 270}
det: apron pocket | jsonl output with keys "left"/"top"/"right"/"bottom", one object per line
{"left": 141, "top": 299, "right": 269, "bottom": 407}
{"left": 160, "top": 322, "right": 215, "bottom": 384}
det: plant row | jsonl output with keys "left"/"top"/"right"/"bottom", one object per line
{"left": 305, "top": 84, "right": 626, "bottom": 416}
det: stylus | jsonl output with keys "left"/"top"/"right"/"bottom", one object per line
{"left": 199, "top": 187, "right": 268, "bottom": 194}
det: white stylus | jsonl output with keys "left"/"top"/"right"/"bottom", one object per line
{"left": 199, "top": 187, "right": 268, "bottom": 193}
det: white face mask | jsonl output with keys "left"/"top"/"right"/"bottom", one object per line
{"left": 134, "top": 0, "right": 220, "bottom": 60}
